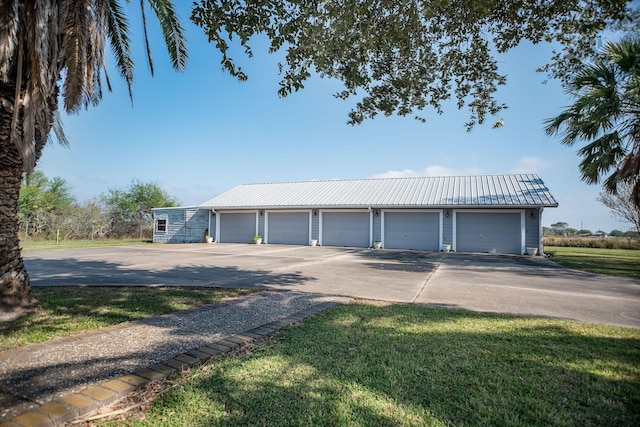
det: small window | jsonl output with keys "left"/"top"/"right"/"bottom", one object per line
{"left": 156, "top": 219, "right": 167, "bottom": 232}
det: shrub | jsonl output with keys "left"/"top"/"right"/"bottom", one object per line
{"left": 542, "top": 236, "right": 640, "bottom": 250}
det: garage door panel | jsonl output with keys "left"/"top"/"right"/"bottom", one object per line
{"left": 322, "top": 212, "right": 369, "bottom": 247}
{"left": 219, "top": 213, "right": 255, "bottom": 243}
{"left": 268, "top": 212, "right": 310, "bottom": 245}
{"left": 456, "top": 212, "right": 521, "bottom": 254}
{"left": 384, "top": 212, "right": 440, "bottom": 250}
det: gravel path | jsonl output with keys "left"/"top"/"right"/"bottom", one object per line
{"left": 0, "top": 291, "right": 350, "bottom": 421}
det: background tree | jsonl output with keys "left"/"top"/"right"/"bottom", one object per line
{"left": 192, "top": 0, "right": 635, "bottom": 129}
{"left": 50, "top": 199, "right": 112, "bottom": 241}
{"left": 18, "top": 171, "right": 74, "bottom": 241}
{"left": 598, "top": 181, "right": 640, "bottom": 235}
{"left": 565, "top": 227, "right": 579, "bottom": 237}
{"left": 550, "top": 221, "right": 569, "bottom": 236}
{"left": 102, "top": 180, "right": 180, "bottom": 239}
{"left": 545, "top": 37, "right": 640, "bottom": 210}
{"left": 0, "top": 1, "right": 187, "bottom": 311}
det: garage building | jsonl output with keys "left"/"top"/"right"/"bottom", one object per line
{"left": 153, "top": 174, "right": 558, "bottom": 255}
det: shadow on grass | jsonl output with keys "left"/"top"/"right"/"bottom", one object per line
{"left": 1, "top": 286, "right": 255, "bottom": 337}
{"left": 2, "top": 257, "right": 315, "bottom": 350}
{"left": 0, "top": 291, "right": 331, "bottom": 421}
{"left": 146, "top": 304, "right": 640, "bottom": 426}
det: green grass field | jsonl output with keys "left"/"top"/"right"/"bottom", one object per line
{"left": 20, "top": 238, "right": 152, "bottom": 253}
{"left": 110, "top": 303, "right": 640, "bottom": 427}
{"left": 545, "top": 246, "right": 640, "bottom": 277}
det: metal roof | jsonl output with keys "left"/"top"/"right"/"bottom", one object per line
{"left": 199, "top": 174, "right": 558, "bottom": 209}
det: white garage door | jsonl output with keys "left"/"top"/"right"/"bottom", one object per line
{"left": 456, "top": 212, "right": 522, "bottom": 254}
{"left": 322, "top": 212, "right": 370, "bottom": 247}
{"left": 267, "top": 212, "right": 310, "bottom": 245}
{"left": 384, "top": 211, "right": 440, "bottom": 250}
{"left": 219, "top": 212, "right": 256, "bottom": 243}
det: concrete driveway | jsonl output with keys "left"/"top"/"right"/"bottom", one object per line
{"left": 25, "top": 244, "right": 640, "bottom": 328}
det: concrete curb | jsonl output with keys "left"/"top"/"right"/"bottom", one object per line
{"left": 0, "top": 301, "right": 342, "bottom": 427}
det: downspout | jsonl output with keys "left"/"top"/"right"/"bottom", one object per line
{"left": 368, "top": 206, "right": 373, "bottom": 248}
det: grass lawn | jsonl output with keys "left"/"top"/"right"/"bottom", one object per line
{"left": 20, "top": 238, "right": 152, "bottom": 253}
{"left": 108, "top": 302, "right": 640, "bottom": 427}
{"left": 7, "top": 241, "right": 639, "bottom": 425}
{"left": 0, "top": 287, "right": 257, "bottom": 351}
{"left": 545, "top": 246, "right": 640, "bottom": 277}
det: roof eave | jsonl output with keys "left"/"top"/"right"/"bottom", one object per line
{"left": 198, "top": 203, "right": 559, "bottom": 210}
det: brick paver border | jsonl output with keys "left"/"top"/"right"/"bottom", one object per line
{"left": 0, "top": 301, "right": 341, "bottom": 427}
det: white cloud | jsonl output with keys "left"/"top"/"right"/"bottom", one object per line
{"left": 371, "top": 165, "right": 484, "bottom": 179}
{"left": 510, "top": 156, "right": 550, "bottom": 174}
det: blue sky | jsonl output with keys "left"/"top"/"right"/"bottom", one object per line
{"left": 36, "top": 4, "right": 632, "bottom": 233}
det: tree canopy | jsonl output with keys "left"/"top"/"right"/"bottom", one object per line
{"left": 550, "top": 221, "right": 570, "bottom": 236}
{"left": 103, "top": 180, "right": 180, "bottom": 237}
{"left": 18, "top": 171, "right": 74, "bottom": 220}
{"left": 545, "top": 36, "right": 640, "bottom": 209}
{"left": 191, "top": 0, "right": 636, "bottom": 129}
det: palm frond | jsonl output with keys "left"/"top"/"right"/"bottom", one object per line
{"left": 5, "top": 0, "right": 184, "bottom": 174}
{"left": 602, "top": 170, "right": 620, "bottom": 193}
{"left": 146, "top": 0, "right": 188, "bottom": 72}
{"left": 0, "top": 0, "right": 20, "bottom": 81}
{"left": 140, "top": 0, "right": 155, "bottom": 76}
{"left": 104, "top": 0, "right": 134, "bottom": 99}
{"left": 576, "top": 132, "right": 626, "bottom": 184}
{"left": 18, "top": 89, "right": 37, "bottom": 173}
{"left": 61, "top": 0, "right": 92, "bottom": 112}
{"left": 604, "top": 37, "right": 640, "bottom": 74}
{"left": 49, "top": 109, "right": 69, "bottom": 147}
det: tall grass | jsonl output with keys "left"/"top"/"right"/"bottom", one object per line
{"left": 543, "top": 237, "right": 640, "bottom": 250}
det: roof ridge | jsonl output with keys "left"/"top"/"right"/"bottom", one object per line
{"left": 239, "top": 173, "right": 539, "bottom": 186}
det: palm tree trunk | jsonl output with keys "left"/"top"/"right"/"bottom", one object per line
{"left": 0, "top": 81, "right": 31, "bottom": 312}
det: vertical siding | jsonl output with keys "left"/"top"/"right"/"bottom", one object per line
{"left": 154, "top": 209, "right": 188, "bottom": 243}
{"left": 184, "top": 208, "right": 210, "bottom": 243}
{"left": 373, "top": 209, "right": 382, "bottom": 242}
{"left": 442, "top": 209, "right": 453, "bottom": 245}
{"left": 525, "top": 208, "right": 540, "bottom": 249}
{"left": 167, "top": 209, "right": 185, "bottom": 243}
{"left": 258, "top": 210, "right": 265, "bottom": 237}
{"left": 154, "top": 208, "right": 210, "bottom": 243}
{"left": 311, "top": 210, "right": 320, "bottom": 240}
